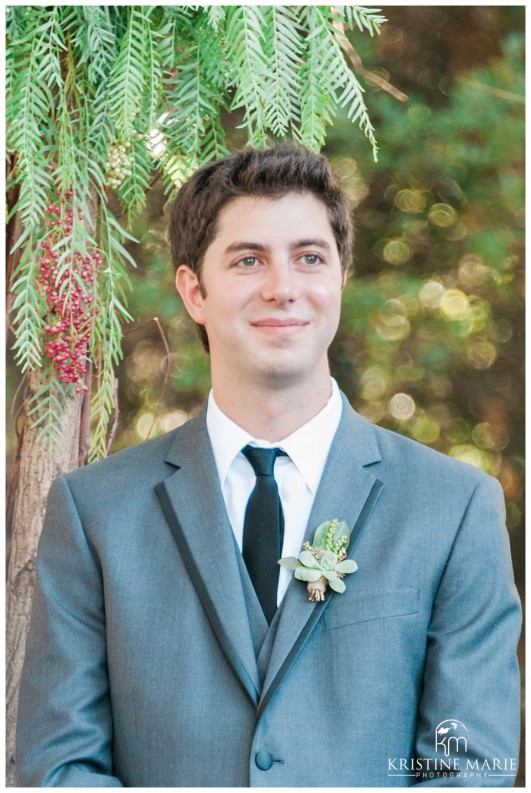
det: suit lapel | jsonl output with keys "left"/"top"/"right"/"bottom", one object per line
{"left": 257, "top": 399, "right": 384, "bottom": 720}
{"left": 155, "top": 407, "right": 262, "bottom": 707}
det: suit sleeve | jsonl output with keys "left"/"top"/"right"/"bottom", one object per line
{"left": 16, "top": 476, "right": 123, "bottom": 787}
{"left": 414, "top": 475, "right": 521, "bottom": 787}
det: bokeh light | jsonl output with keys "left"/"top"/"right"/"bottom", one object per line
{"left": 428, "top": 202, "right": 457, "bottom": 227}
{"left": 394, "top": 188, "right": 426, "bottom": 213}
{"left": 419, "top": 280, "right": 445, "bottom": 308}
{"left": 439, "top": 288, "right": 470, "bottom": 320}
{"left": 361, "top": 367, "right": 388, "bottom": 400}
{"left": 382, "top": 238, "right": 411, "bottom": 266}
{"left": 464, "top": 340, "right": 497, "bottom": 369}
{"left": 411, "top": 413, "right": 440, "bottom": 444}
{"left": 389, "top": 393, "right": 416, "bottom": 420}
{"left": 458, "top": 254, "right": 488, "bottom": 288}
{"left": 471, "top": 421, "right": 509, "bottom": 451}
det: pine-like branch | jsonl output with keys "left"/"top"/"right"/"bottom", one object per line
{"left": 107, "top": 7, "right": 153, "bottom": 139}
{"left": 6, "top": 8, "right": 63, "bottom": 229}
{"left": 225, "top": 6, "right": 270, "bottom": 145}
{"left": 299, "top": 7, "right": 339, "bottom": 150}
{"left": 158, "top": 13, "right": 228, "bottom": 187}
{"left": 263, "top": 7, "right": 305, "bottom": 137}
{"left": 302, "top": 7, "right": 379, "bottom": 160}
{"left": 340, "top": 6, "right": 387, "bottom": 37}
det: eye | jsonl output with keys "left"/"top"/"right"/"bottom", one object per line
{"left": 298, "top": 253, "right": 323, "bottom": 267}
{"left": 236, "top": 255, "right": 260, "bottom": 269}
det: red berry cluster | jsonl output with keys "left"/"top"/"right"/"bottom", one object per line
{"left": 38, "top": 189, "right": 101, "bottom": 393}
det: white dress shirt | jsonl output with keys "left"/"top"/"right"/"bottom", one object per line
{"left": 206, "top": 379, "right": 343, "bottom": 605}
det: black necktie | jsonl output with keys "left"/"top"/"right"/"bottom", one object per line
{"left": 242, "top": 445, "right": 287, "bottom": 624}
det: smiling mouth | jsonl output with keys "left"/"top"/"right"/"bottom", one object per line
{"left": 251, "top": 318, "right": 309, "bottom": 335}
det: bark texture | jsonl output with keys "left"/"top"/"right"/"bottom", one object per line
{"left": 6, "top": 374, "right": 84, "bottom": 786}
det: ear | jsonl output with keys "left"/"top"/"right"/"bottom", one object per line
{"left": 175, "top": 265, "right": 206, "bottom": 325}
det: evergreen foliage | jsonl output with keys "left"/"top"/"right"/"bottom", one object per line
{"left": 6, "top": 5, "right": 384, "bottom": 460}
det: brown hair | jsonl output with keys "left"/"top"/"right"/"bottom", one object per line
{"left": 169, "top": 143, "right": 353, "bottom": 350}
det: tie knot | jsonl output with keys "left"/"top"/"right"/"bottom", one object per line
{"left": 242, "top": 445, "right": 286, "bottom": 477}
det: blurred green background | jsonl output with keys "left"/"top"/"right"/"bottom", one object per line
{"left": 7, "top": 7, "right": 524, "bottom": 577}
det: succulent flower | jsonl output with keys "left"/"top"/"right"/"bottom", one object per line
{"left": 279, "top": 519, "right": 358, "bottom": 602}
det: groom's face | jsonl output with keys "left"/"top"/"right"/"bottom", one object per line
{"left": 176, "top": 191, "right": 346, "bottom": 390}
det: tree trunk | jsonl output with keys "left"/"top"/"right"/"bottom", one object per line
{"left": 6, "top": 373, "right": 84, "bottom": 786}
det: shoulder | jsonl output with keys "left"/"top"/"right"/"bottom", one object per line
{"left": 345, "top": 402, "right": 500, "bottom": 495}
{"left": 377, "top": 421, "right": 483, "bottom": 475}
{"left": 56, "top": 434, "right": 173, "bottom": 509}
{"left": 70, "top": 430, "right": 173, "bottom": 477}
{"left": 62, "top": 409, "right": 204, "bottom": 495}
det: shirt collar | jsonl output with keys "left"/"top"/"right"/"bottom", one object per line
{"left": 206, "top": 379, "right": 343, "bottom": 495}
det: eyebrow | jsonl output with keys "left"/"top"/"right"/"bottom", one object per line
{"left": 223, "top": 238, "right": 332, "bottom": 254}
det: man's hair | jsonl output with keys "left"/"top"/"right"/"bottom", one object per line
{"left": 168, "top": 143, "right": 354, "bottom": 350}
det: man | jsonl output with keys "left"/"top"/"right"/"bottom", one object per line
{"left": 16, "top": 145, "right": 521, "bottom": 787}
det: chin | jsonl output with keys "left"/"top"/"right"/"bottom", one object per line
{"left": 253, "top": 360, "right": 312, "bottom": 387}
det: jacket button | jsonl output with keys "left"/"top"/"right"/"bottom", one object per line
{"left": 255, "top": 750, "right": 274, "bottom": 771}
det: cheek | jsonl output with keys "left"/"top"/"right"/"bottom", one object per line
{"left": 203, "top": 290, "right": 251, "bottom": 329}
{"left": 307, "top": 282, "right": 343, "bottom": 310}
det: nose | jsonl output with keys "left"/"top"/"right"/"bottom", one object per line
{"left": 260, "top": 260, "right": 301, "bottom": 303}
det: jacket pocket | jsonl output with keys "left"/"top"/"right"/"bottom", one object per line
{"left": 322, "top": 587, "right": 420, "bottom": 632}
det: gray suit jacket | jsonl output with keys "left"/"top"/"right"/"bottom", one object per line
{"left": 16, "top": 397, "right": 521, "bottom": 786}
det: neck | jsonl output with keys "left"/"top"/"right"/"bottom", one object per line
{"left": 211, "top": 372, "right": 333, "bottom": 442}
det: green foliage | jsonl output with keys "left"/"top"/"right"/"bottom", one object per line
{"left": 265, "top": 7, "right": 305, "bottom": 137}
{"left": 27, "top": 368, "right": 70, "bottom": 449}
{"left": 107, "top": 7, "right": 155, "bottom": 139}
{"left": 6, "top": 5, "right": 384, "bottom": 459}
{"left": 341, "top": 6, "right": 387, "bottom": 36}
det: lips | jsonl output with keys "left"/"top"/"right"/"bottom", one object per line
{"left": 250, "top": 318, "right": 309, "bottom": 336}
{"left": 251, "top": 318, "right": 308, "bottom": 327}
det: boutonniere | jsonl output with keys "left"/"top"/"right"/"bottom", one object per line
{"left": 278, "top": 518, "right": 358, "bottom": 602}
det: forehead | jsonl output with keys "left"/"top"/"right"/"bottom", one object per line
{"left": 213, "top": 192, "right": 334, "bottom": 239}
